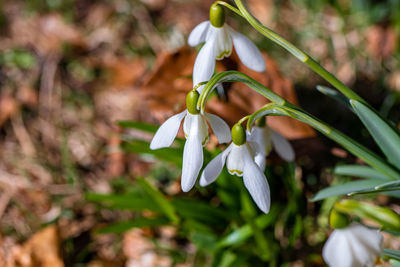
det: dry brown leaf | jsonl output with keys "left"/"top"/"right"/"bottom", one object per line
{"left": 103, "top": 58, "right": 147, "bottom": 89}
{"left": 123, "top": 229, "right": 172, "bottom": 267}
{"left": 366, "top": 25, "right": 397, "bottom": 60}
{"left": 106, "top": 132, "right": 125, "bottom": 177}
{"left": 161, "top": 0, "right": 214, "bottom": 34}
{"left": 9, "top": 13, "right": 85, "bottom": 56}
{"left": 248, "top": 0, "right": 274, "bottom": 26}
{"left": 0, "top": 94, "right": 19, "bottom": 128}
{"left": 5, "top": 225, "right": 63, "bottom": 267}
{"left": 141, "top": 47, "right": 315, "bottom": 140}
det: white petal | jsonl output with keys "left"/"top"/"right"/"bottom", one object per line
{"left": 249, "top": 126, "right": 272, "bottom": 155}
{"left": 200, "top": 144, "right": 233, "bottom": 186}
{"left": 214, "top": 26, "right": 232, "bottom": 59}
{"left": 184, "top": 113, "right": 209, "bottom": 144}
{"left": 271, "top": 131, "right": 295, "bottom": 162}
{"left": 193, "top": 37, "right": 217, "bottom": 88}
{"left": 150, "top": 110, "right": 187, "bottom": 149}
{"left": 204, "top": 113, "right": 231, "bottom": 143}
{"left": 322, "top": 230, "right": 356, "bottom": 267}
{"left": 226, "top": 144, "right": 247, "bottom": 176}
{"left": 188, "top": 21, "right": 210, "bottom": 47}
{"left": 254, "top": 152, "right": 266, "bottom": 171}
{"left": 348, "top": 223, "right": 383, "bottom": 264}
{"left": 230, "top": 29, "right": 266, "bottom": 72}
{"left": 242, "top": 147, "right": 271, "bottom": 213}
{"left": 181, "top": 133, "right": 203, "bottom": 192}
{"left": 183, "top": 113, "right": 193, "bottom": 138}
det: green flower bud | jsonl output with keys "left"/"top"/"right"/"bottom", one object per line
{"left": 186, "top": 91, "right": 200, "bottom": 115}
{"left": 210, "top": 3, "right": 225, "bottom": 28}
{"left": 255, "top": 116, "right": 266, "bottom": 127}
{"left": 232, "top": 123, "right": 246, "bottom": 145}
{"left": 329, "top": 209, "right": 350, "bottom": 229}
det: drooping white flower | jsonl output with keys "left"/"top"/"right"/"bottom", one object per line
{"left": 189, "top": 20, "right": 266, "bottom": 92}
{"left": 200, "top": 124, "right": 270, "bottom": 213}
{"left": 322, "top": 223, "right": 383, "bottom": 267}
{"left": 150, "top": 106, "right": 231, "bottom": 192}
{"left": 248, "top": 124, "right": 295, "bottom": 170}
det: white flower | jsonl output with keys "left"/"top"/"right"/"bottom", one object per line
{"left": 189, "top": 21, "right": 266, "bottom": 92}
{"left": 150, "top": 110, "right": 231, "bottom": 192}
{"left": 248, "top": 125, "right": 295, "bottom": 170}
{"left": 322, "top": 223, "right": 383, "bottom": 267}
{"left": 200, "top": 142, "right": 270, "bottom": 213}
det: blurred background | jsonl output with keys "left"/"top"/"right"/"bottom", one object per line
{"left": 0, "top": 0, "right": 399, "bottom": 266}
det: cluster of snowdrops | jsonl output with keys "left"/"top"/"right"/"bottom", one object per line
{"left": 150, "top": 2, "right": 384, "bottom": 266}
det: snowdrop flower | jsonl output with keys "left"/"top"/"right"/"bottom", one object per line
{"left": 323, "top": 210, "right": 383, "bottom": 267}
{"left": 150, "top": 91, "right": 231, "bottom": 192}
{"left": 200, "top": 123, "right": 270, "bottom": 213}
{"left": 248, "top": 117, "right": 295, "bottom": 170}
{"left": 189, "top": 4, "right": 266, "bottom": 92}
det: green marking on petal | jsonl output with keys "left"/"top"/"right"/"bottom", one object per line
{"left": 228, "top": 169, "right": 243, "bottom": 176}
{"left": 216, "top": 50, "right": 232, "bottom": 60}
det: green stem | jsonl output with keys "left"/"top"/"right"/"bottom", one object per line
{"left": 198, "top": 70, "right": 400, "bottom": 179}
{"left": 248, "top": 104, "right": 400, "bottom": 180}
{"left": 238, "top": 115, "right": 251, "bottom": 125}
{"left": 214, "top": 1, "right": 243, "bottom": 17}
{"left": 198, "top": 71, "right": 286, "bottom": 111}
{"left": 233, "top": 0, "right": 365, "bottom": 104}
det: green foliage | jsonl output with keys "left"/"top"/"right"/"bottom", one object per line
{"left": 0, "top": 48, "right": 36, "bottom": 69}
{"left": 351, "top": 100, "right": 400, "bottom": 169}
{"left": 85, "top": 121, "right": 315, "bottom": 265}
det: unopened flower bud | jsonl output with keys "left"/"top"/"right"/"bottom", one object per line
{"left": 186, "top": 91, "right": 200, "bottom": 115}
{"left": 232, "top": 123, "right": 246, "bottom": 145}
{"left": 209, "top": 3, "right": 225, "bottom": 28}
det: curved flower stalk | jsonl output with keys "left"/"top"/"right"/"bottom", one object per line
{"left": 322, "top": 223, "right": 383, "bottom": 267}
{"left": 200, "top": 123, "right": 270, "bottom": 213}
{"left": 189, "top": 4, "right": 266, "bottom": 92}
{"left": 248, "top": 117, "right": 295, "bottom": 170}
{"left": 150, "top": 91, "right": 231, "bottom": 192}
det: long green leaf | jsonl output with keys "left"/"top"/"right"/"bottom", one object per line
{"left": 137, "top": 178, "right": 180, "bottom": 224}
{"left": 172, "top": 198, "right": 231, "bottom": 224}
{"left": 351, "top": 100, "right": 400, "bottom": 170}
{"left": 85, "top": 193, "right": 161, "bottom": 212}
{"left": 334, "top": 165, "right": 392, "bottom": 180}
{"left": 311, "top": 179, "right": 384, "bottom": 201}
{"left": 216, "top": 206, "right": 279, "bottom": 248}
{"left": 96, "top": 217, "right": 169, "bottom": 234}
{"left": 118, "top": 121, "right": 159, "bottom": 133}
{"left": 316, "top": 85, "right": 350, "bottom": 107}
{"left": 384, "top": 249, "right": 400, "bottom": 261}
{"left": 335, "top": 200, "right": 400, "bottom": 231}
{"left": 122, "top": 140, "right": 183, "bottom": 166}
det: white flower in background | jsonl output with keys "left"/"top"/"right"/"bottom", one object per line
{"left": 188, "top": 4, "right": 266, "bottom": 92}
{"left": 200, "top": 124, "right": 270, "bottom": 213}
{"left": 150, "top": 91, "right": 231, "bottom": 192}
{"left": 322, "top": 223, "right": 383, "bottom": 267}
{"left": 248, "top": 120, "right": 295, "bottom": 170}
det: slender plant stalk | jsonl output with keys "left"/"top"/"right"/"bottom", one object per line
{"left": 233, "top": 0, "right": 365, "bottom": 104}
{"left": 198, "top": 71, "right": 400, "bottom": 179}
{"left": 248, "top": 104, "right": 400, "bottom": 180}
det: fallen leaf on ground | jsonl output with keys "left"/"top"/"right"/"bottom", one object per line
{"left": 4, "top": 225, "right": 63, "bottom": 267}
